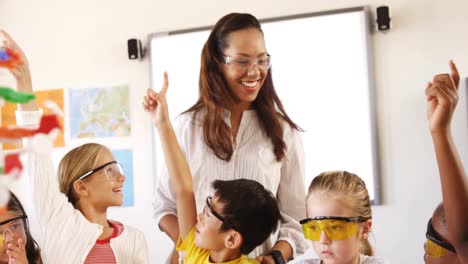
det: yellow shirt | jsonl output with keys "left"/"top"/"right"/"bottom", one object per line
{"left": 176, "top": 227, "right": 259, "bottom": 264}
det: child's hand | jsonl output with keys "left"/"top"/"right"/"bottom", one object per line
{"left": 6, "top": 239, "right": 28, "bottom": 264}
{"left": 256, "top": 255, "right": 275, "bottom": 264}
{"left": 426, "top": 60, "right": 460, "bottom": 134}
{"left": 142, "top": 72, "right": 171, "bottom": 129}
{"left": 0, "top": 30, "right": 32, "bottom": 93}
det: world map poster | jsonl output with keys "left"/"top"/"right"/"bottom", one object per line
{"left": 69, "top": 85, "right": 130, "bottom": 139}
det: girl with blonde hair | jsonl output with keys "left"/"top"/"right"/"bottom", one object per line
{"left": 291, "top": 171, "right": 387, "bottom": 264}
{"left": 2, "top": 30, "right": 149, "bottom": 263}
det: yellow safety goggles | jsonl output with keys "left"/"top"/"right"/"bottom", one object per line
{"left": 425, "top": 218, "right": 456, "bottom": 258}
{"left": 300, "top": 216, "right": 368, "bottom": 241}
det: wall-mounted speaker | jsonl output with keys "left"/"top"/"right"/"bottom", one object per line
{"left": 127, "top": 38, "right": 143, "bottom": 60}
{"left": 376, "top": 6, "right": 391, "bottom": 31}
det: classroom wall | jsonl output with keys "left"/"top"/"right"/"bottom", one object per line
{"left": 2, "top": 0, "right": 467, "bottom": 263}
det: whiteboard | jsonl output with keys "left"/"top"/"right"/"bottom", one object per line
{"left": 149, "top": 6, "right": 381, "bottom": 204}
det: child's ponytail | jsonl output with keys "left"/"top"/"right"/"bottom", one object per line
{"left": 360, "top": 238, "right": 374, "bottom": 256}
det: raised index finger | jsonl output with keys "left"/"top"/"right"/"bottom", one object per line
{"left": 160, "top": 71, "right": 169, "bottom": 95}
{"left": 449, "top": 60, "right": 460, "bottom": 89}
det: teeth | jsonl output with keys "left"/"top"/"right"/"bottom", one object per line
{"left": 242, "top": 81, "right": 258, "bottom": 87}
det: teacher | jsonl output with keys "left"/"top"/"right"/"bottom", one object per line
{"left": 150, "top": 13, "right": 308, "bottom": 264}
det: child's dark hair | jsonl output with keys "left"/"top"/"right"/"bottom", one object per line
{"left": 8, "top": 191, "right": 42, "bottom": 263}
{"left": 212, "top": 179, "right": 281, "bottom": 254}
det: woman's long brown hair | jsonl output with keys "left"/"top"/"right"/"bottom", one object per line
{"left": 184, "top": 13, "right": 301, "bottom": 161}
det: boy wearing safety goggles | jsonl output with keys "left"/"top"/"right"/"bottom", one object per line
{"left": 145, "top": 73, "right": 282, "bottom": 263}
{"left": 290, "top": 171, "right": 388, "bottom": 264}
{"left": 424, "top": 61, "right": 467, "bottom": 264}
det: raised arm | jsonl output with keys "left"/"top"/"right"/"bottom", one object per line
{"left": 2, "top": 31, "right": 87, "bottom": 247}
{"left": 0, "top": 30, "right": 37, "bottom": 111}
{"left": 426, "top": 61, "right": 468, "bottom": 261}
{"left": 143, "top": 72, "right": 197, "bottom": 239}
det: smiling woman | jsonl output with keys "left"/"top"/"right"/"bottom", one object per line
{"left": 150, "top": 7, "right": 380, "bottom": 208}
{"left": 150, "top": 12, "right": 308, "bottom": 264}
{"left": 220, "top": 28, "right": 271, "bottom": 110}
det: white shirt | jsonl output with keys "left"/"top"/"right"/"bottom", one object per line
{"left": 153, "top": 110, "right": 309, "bottom": 258}
{"left": 17, "top": 110, "right": 149, "bottom": 264}
{"left": 288, "top": 254, "right": 389, "bottom": 264}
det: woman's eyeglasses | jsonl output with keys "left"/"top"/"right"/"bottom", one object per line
{"left": 223, "top": 54, "right": 271, "bottom": 73}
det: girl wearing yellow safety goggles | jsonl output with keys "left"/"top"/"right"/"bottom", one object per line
{"left": 290, "top": 171, "right": 388, "bottom": 264}
{"left": 300, "top": 216, "right": 369, "bottom": 242}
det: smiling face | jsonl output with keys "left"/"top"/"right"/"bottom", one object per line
{"left": 0, "top": 211, "right": 27, "bottom": 264}
{"left": 221, "top": 28, "right": 269, "bottom": 111}
{"left": 307, "top": 193, "right": 371, "bottom": 264}
{"left": 80, "top": 149, "right": 126, "bottom": 209}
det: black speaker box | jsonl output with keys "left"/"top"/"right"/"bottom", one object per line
{"left": 376, "top": 6, "right": 391, "bottom": 31}
{"left": 127, "top": 38, "right": 142, "bottom": 60}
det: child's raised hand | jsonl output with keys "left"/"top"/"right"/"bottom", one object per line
{"left": 426, "top": 60, "right": 460, "bottom": 134}
{"left": 142, "top": 72, "right": 170, "bottom": 129}
{"left": 0, "top": 30, "right": 32, "bottom": 92}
